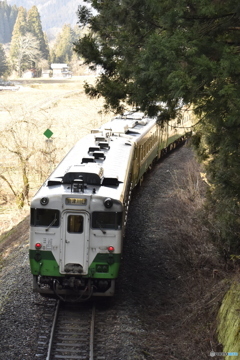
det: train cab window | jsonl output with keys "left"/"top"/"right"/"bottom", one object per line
{"left": 31, "top": 208, "right": 60, "bottom": 227}
{"left": 92, "top": 212, "right": 122, "bottom": 230}
{"left": 67, "top": 215, "right": 84, "bottom": 233}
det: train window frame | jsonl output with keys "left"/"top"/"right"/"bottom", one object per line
{"left": 30, "top": 208, "right": 60, "bottom": 227}
{"left": 92, "top": 211, "right": 123, "bottom": 230}
{"left": 140, "top": 145, "right": 143, "bottom": 161}
{"left": 134, "top": 148, "right": 138, "bottom": 160}
{"left": 67, "top": 215, "right": 84, "bottom": 233}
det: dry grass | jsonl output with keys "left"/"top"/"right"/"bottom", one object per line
{"left": 170, "top": 158, "right": 206, "bottom": 208}
{"left": 168, "top": 156, "right": 217, "bottom": 268}
{"left": 0, "top": 76, "right": 114, "bottom": 234}
{"left": 157, "top": 151, "right": 230, "bottom": 356}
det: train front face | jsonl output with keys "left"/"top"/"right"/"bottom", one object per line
{"left": 29, "top": 189, "right": 123, "bottom": 300}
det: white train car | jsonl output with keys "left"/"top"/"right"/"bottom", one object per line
{"left": 29, "top": 110, "right": 193, "bottom": 300}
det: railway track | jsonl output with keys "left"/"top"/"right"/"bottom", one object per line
{"left": 41, "top": 300, "right": 105, "bottom": 360}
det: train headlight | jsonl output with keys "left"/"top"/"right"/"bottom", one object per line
{"left": 107, "top": 246, "right": 114, "bottom": 252}
{"left": 35, "top": 243, "right": 42, "bottom": 250}
{"left": 40, "top": 197, "right": 49, "bottom": 205}
{"left": 104, "top": 197, "right": 113, "bottom": 208}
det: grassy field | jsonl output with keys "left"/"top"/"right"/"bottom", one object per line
{"left": 0, "top": 76, "right": 114, "bottom": 234}
{"left": 0, "top": 76, "right": 112, "bottom": 142}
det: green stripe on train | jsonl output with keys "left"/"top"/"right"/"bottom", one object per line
{"left": 88, "top": 253, "right": 121, "bottom": 279}
{"left": 29, "top": 250, "right": 61, "bottom": 276}
{"left": 29, "top": 250, "right": 121, "bottom": 278}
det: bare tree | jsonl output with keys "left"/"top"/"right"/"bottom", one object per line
{"left": 13, "top": 32, "right": 41, "bottom": 77}
{"left": 0, "top": 118, "right": 40, "bottom": 207}
{"left": 0, "top": 110, "right": 63, "bottom": 208}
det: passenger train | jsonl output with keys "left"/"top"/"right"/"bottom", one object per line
{"left": 29, "top": 109, "right": 193, "bottom": 301}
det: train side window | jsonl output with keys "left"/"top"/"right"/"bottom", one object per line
{"left": 30, "top": 208, "right": 60, "bottom": 227}
{"left": 134, "top": 148, "right": 138, "bottom": 160}
{"left": 92, "top": 212, "right": 122, "bottom": 230}
{"left": 67, "top": 215, "right": 84, "bottom": 233}
{"left": 143, "top": 143, "right": 146, "bottom": 158}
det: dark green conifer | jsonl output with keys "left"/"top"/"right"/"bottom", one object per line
{"left": 9, "top": 6, "right": 27, "bottom": 61}
{"left": 74, "top": 0, "right": 240, "bottom": 252}
{"left": 0, "top": 11, "right": 5, "bottom": 43}
{"left": 27, "top": 6, "right": 49, "bottom": 60}
{"left": 52, "top": 24, "right": 75, "bottom": 63}
{"left": 0, "top": 2, "right": 18, "bottom": 43}
{"left": 0, "top": 43, "right": 10, "bottom": 77}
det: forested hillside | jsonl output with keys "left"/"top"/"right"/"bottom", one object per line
{"left": 0, "top": 1, "right": 84, "bottom": 79}
{"left": 6, "top": 0, "right": 86, "bottom": 37}
{"left": 0, "top": 2, "right": 18, "bottom": 43}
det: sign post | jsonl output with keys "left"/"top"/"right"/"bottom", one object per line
{"left": 43, "top": 129, "right": 54, "bottom": 174}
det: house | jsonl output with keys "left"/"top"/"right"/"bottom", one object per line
{"left": 41, "top": 69, "right": 51, "bottom": 78}
{"left": 50, "top": 63, "right": 72, "bottom": 78}
{"left": 22, "top": 68, "right": 37, "bottom": 78}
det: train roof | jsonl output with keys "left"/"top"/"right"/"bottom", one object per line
{"left": 98, "top": 111, "right": 155, "bottom": 136}
{"left": 32, "top": 113, "right": 157, "bottom": 202}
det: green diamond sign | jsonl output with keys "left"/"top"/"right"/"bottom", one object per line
{"left": 44, "top": 129, "right": 53, "bottom": 139}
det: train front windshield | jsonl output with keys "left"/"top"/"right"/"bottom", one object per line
{"left": 30, "top": 208, "right": 60, "bottom": 227}
{"left": 92, "top": 212, "right": 122, "bottom": 230}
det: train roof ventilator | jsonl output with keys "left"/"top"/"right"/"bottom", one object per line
{"left": 71, "top": 177, "right": 86, "bottom": 193}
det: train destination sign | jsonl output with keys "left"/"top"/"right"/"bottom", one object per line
{"left": 65, "top": 198, "right": 87, "bottom": 205}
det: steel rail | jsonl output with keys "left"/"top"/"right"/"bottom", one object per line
{"left": 45, "top": 301, "right": 96, "bottom": 360}
{"left": 89, "top": 304, "right": 96, "bottom": 360}
{"left": 45, "top": 299, "right": 60, "bottom": 360}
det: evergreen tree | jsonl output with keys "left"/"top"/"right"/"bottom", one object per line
{"left": 75, "top": 0, "right": 240, "bottom": 252}
{"left": 52, "top": 24, "right": 75, "bottom": 63}
{"left": 27, "top": 6, "right": 49, "bottom": 60}
{"left": 0, "top": 2, "right": 18, "bottom": 43}
{"left": 9, "top": 6, "right": 27, "bottom": 63}
{"left": 0, "top": 43, "right": 10, "bottom": 77}
{"left": 3, "top": 12, "right": 9, "bottom": 43}
{"left": 9, "top": 5, "right": 49, "bottom": 74}
{"left": 9, "top": 5, "right": 18, "bottom": 40}
{"left": 43, "top": 31, "right": 50, "bottom": 62}
{"left": 0, "top": 9, "right": 5, "bottom": 43}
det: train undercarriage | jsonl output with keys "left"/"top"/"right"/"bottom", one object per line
{"left": 33, "top": 275, "right": 115, "bottom": 302}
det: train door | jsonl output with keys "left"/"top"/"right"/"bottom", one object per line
{"left": 60, "top": 211, "right": 89, "bottom": 274}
